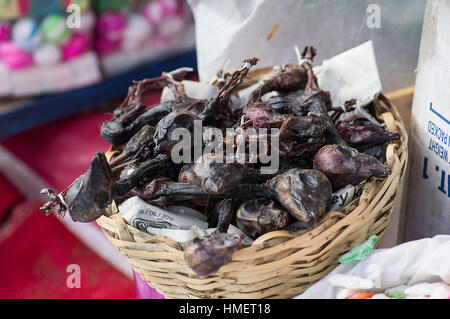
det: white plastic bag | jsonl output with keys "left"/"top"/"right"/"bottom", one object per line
{"left": 296, "top": 235, "right": 450, "bottom": 299}
{"left": 186, "top": 0, "right": 424, "bottom": 93}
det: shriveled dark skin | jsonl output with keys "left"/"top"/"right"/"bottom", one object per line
{"left": 105, "top": 57, "right": 259, "bottom": 175}
{"left": 184, "top": 232, "right": 242, "bottom": 276}
{"left": 153, "top": 109, "right": 199, "bottom": 156}
{"left": 275, "top": 115, "right": 330, "bottom": 159}
{"left": 40, "top": 50, "right": 396, "bottom": 234}
{"left": 199, "top": 57, "right": 258, "bottom": 122}
{"left": 277, "top": 137, "right": 326, "bottom": 160}
{"left": 291, "top": 47, "right": 392, "bottom": 188}
{"left": 236, "top": 199, "right": 291, "bottom": 238}
{"left": 105, "top": 57, "right": 258, "bottom": 154}
{"left": 248, "top": 62, "right": 309, "bottom": 104}
{"left": 205, "top": 198, "right": 232, "bottom": 233}
{"left": 178, "top": 164, "right": 222, "bottom": 208}
{"left": 101, "top": 69, "right": 191, "bottom": 146}
{"left": 136, "top": 178, "right": 208, "bottom": 207}
{"left": 191, "top": 154, "right": 246, "bottom": 194}
{"left": 114, "top": 154, "right": 171, "bottom": 196}
{"left": 277, "top": 114, "right": 330, "bottom": 139}
{"left": 240, "top": 101, "right": 275, "bottom": 128}
{"left": 264, "top": 94, "right": 307, "bottom": 115}
{"left": 171, "top": 58, "right": 259, "bottom": 128}
{"left": 142, "top": 168, "right": 331, "bottom": 227}
{"left": 190, "top": 154, "right": 278, "bottom": 194}
{"left": 265, "top": 168, "right": 332, "bottom": 226}
{"left": 40, "top": 152, "right": 115, "bottom": 222}
{"left": 265, "top": 88, "right": 333, "bottom": 119}
{"left": 103, "top": 58, "right": 259, "bottom": 146}
{"left": 40, "top": 152, "right": 172, "bottom": 222}
{"left": 65, "top": 153, "right": 116, "bottom": 222}
{"left": 313, "top": 144, "right": 391, "bottom": 190}
{"left": 121, "top": 125, "right": 155, "bottom": 157}
{"left": 242, "top": 85, "right": 331, "bottom": 160}
{"left": 214, "top": 198, "right": 238, "bottom": 233}
{"left": 139, "top": 177, "right": 220, "bottom": 209}
{"left": 242, "top": 103, "right": 330, "bottom": 133}
{"left": 102, "top": 89, "right": 203, "bottom": 147}
{"left": 330, "top": 99, "right": 357, "bottom": 123}
{"left": 296, "top": 54, "right": 344, "bottom": 145}
{"left": 336, "top": 114, "right": 400, "bottom": 150}
{"left": 238, "top": 113, "right": 330, "bottom": 161}
{"left": 255, "top": 48, "right": 324, "bottom": 118}
{"left": 256, "top": 47, "right": 344, "bottom": 147}
{"left": 139, "top": 178, "right": 268, "bottom": 207}
{"left": 101, "top": 101, "right": 175, "bottom": 147}
{"left": 118, "top": 153, "right": 176, "bottom": 181}
{"left": 109, "top": 125, "right": 155, "bottom": 168}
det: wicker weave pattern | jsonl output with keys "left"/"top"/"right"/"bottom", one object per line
{"left": 96, "top": 92, "right": 408, "bottom": 299}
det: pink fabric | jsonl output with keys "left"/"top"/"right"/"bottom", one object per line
{"left": 0, "top": 41, "right": 33, "bottom": 69}
{"left": 133, "top": 271, "right": 165, "bottom": 299}
{"left": 0, "top": 111, "right": 134, "bottom": 298}
{"left": 0, "top": 83, "right": 194, "bottom": 299}
{"left": 62, "top": 33, "right": 90, "bottom": 60}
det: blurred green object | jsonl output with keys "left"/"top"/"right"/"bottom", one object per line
{"left": 338, "top": 235, "right": 378, "bottom": 264}
{"left": 40, "top": 14, "right": 71, "bottom": 44}
{"left": 386, "top": 291, "right": 405, "bottom": 299}
{"left": 94, "top": 0, "right": 131, "bottom": 12}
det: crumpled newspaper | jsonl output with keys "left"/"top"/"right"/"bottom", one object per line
{"left": 119, "top": 196, "right": 247, "bottom": 246}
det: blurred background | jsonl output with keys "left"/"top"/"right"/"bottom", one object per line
{"left": 0, "top": 0, "right": 425, "bottom": 298}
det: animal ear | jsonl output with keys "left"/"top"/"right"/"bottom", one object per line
{"left": 90, "top": 153, "right": 114, "bottom": 186}
{"left": 89, "top": 152, "right": 110, "bottom": 174}
{"left": 95, "top": 190, "right": 111, "bottom": 209}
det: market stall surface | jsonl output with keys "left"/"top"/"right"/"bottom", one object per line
{"left": 0, "top": 89, "right": 167, "bottom": 298}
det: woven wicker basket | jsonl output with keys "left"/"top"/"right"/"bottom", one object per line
{"left": 96, "top": 70, "right": 408, "bottom": 299}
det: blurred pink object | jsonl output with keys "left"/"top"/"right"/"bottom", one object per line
{"left": 96, "top": 11, "right": 127, "bottom": 42}
{"left": 79, "top": 11, "right": 96, "bottom": 35}
{"left": 0, "top": 41, "right": 32, "bottom": 69}
{"left": 158, "top": 14, "right": 186, "bottom": 38}
{"left": 62, "top": 32, "right": 90, "bottom": 60}
{"left": 95, "top": 36, "right": 121, "bottom": 55}
{"left": 133, "top": 270, "right": 165, "bottom": 299}
{"left": 122, "top": 14, "right": 154, "bottom": 52}
{"left": 0, "top": 22, "right": 11, "bottom": 42}
{"left": 143, "top": 0, "right": 180, "bottom": 25}
{"left": 156, "top": 5, "right": 188, "bottom": 45}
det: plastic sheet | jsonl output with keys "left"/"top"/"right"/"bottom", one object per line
{"left": 296, "top": 235, "right": 450, "bottom": 298}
